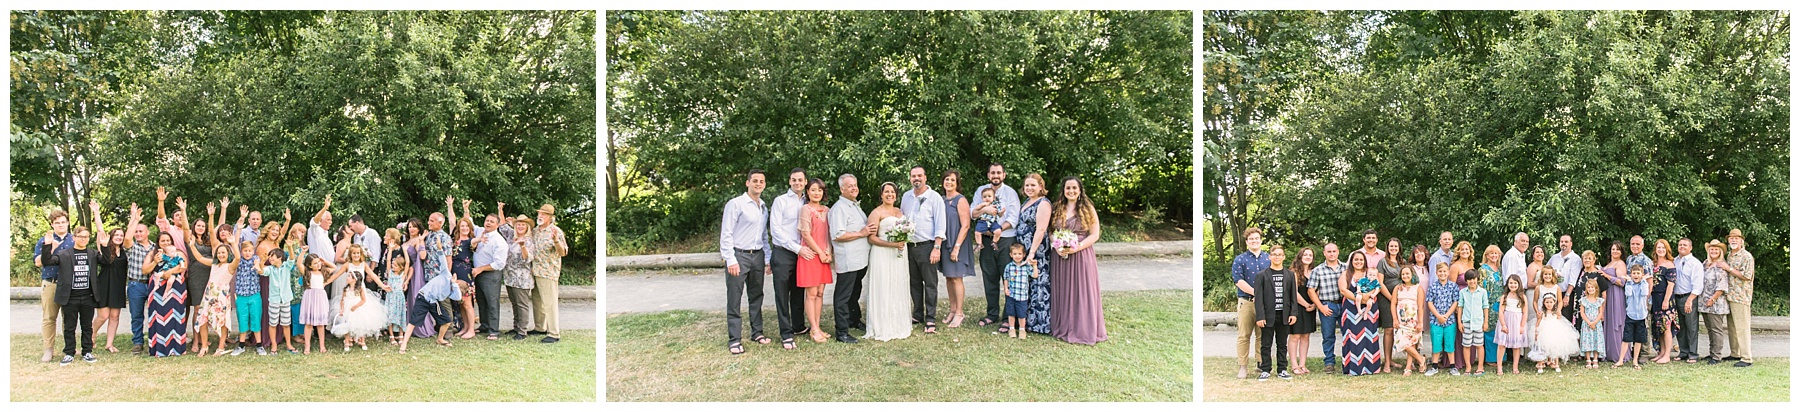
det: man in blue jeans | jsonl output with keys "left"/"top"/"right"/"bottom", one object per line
{"left": 1306, "top": 242, "right": 1348, "bottom": 367}
{"left": 122, "top": 218, "right": 155, "bottom": 355}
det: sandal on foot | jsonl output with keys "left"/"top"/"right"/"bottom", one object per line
{"left": 924, "top": 322, "right": 937, "bottom": 334}
{"left": 781, "top": 337, "right": 796, "bottom": 350}
{"left": 751, "top": 334, "right": 772, "bottom": 345}
{"left": 976, "top": 318, "right": 995, "bottom": 327}
{"left": 728, "top": 342, "right": 745, "bottom": 355}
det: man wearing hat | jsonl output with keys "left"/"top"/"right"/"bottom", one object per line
{"left": 529, "top": 203, "right": 569, "bottom": 343}
{"left": 1723, "top": 228, "right": 1755, "bottom": 367}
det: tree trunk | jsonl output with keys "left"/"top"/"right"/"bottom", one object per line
{"left": 606, "top": 128, "right": 619, "bottom": 204}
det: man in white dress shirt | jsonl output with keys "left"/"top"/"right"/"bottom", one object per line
{"left": 720, "top": 169, "right": 772, "bottom": 352}
{"left": 900, "top": 166, "right": 947, "bottom": 330}
{"left": 1502, "top": 232, "right": 1528, "bottom": 285}
{"left": 972, "top": 163, "right": 1021, "bottom": 330}
{"left": 471, "top": 213, "right": 509, "bottom": 338}
{"left": 1548, "top": 235, "right": 1583, "bottom": 318}
{"left": 1672, "top": 238, "right": 1704, "bottom": 362}
{"left": 828, "top": 174, "right": 874, "bottom": 343}
{"left": 767, "top": 168, "right": 810, "bottom": 343}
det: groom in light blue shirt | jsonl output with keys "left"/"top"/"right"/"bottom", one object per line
{"left": 900, "top": 166, "right": 947, "bottom": 329}
{"left": 973, "top": 163, "right": 1021, "bottom": 329}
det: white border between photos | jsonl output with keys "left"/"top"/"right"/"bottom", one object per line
{"left": 2, "top": 0, "right": 1795, "bottom": 409}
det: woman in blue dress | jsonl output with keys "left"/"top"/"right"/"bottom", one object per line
{"left": 145, "top": 232, "right": 189, "bottom": 358}
{"left": 1018, "top": 174, "right": 1054, "bottom": 334}
{"left": 938, "top": 171, "right": 976, "bottom": 327}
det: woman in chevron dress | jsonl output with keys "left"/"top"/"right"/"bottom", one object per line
{"left": 1340, "top": 250, "right": 1383, "bottom": 376}
{"left": 145, "top": 232, "right": 190, "bottom": 358}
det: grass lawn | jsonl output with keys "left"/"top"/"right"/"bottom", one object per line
{"left": 11, "top": 331, "right": 596, "bottom": 402}
{"left": 606, "top": 290, "right": 1193, "bottom": 402}
{"left": 1202, "top": 356, "right": 1789, "bottom": 402}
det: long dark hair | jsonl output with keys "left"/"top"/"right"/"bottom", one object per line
{"left": 1050, "top": 176, "right": 1097, "bottom": 231}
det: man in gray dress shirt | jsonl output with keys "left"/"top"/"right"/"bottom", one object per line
{"left": 720, "top": 169, "right": 772, "bottom": 352}
{"left": 900, "top": 166, "right": 948, "bottom": 331}
{"left": 829, "top": 174, "right": 874, "bottom": 343}
{"left": 973, "top": 163, "right": 1021, "bottom": 331}
{"left": 767, "top": 168, "right": 810, "bottom": 343}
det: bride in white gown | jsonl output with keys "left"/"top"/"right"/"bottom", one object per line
{"left": 863, "top": 183, "right": 912, "bottom": 342}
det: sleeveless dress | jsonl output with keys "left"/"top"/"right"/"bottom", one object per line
{"left": 1375, "top": 260, "right": 1400, "bottom": 329}
{"left": 199, "top": 261, "right": 237, "bottom": 334}
{"left": 938, "top": 193, "right": 975, "bottom": 278}
{"left": 1049, "top": 214, "right": 1107, "bottom": 345}
{"left": 1018, "top": 198, "right": 1052, "bottom": 334}
{"left": 405, "top": 242, "right": 434, "bottom": 337}
{"left": 186, "top": 243, "right": 213, "bottom": 307}
{"left": 1497, "top": 294, "right": 1529, "bottom": 348}
{"left": 1341, "top": 276, "right": 1381, "bottom": 375}
{"left": 1579, "top": 296, "right": 1606, "bottom": 355}
{"left": 1603, "top": 267, "right": 1625, "bottom": 362}
{"left": 331, "top": 263, "right": 389, "bottom": 338}
{"left": 1534, "top": 298, "right": 1582, "bottom": 361}
{"left": 795, "top": 206, "right": 834, "bottom": 288}
{"left": 147, "top": 254, "right": 188, "bottom": 357}
{"left": 299, "top": 271, "right": 332, "bottom": 326}
{"left": 96, "top": 247, "right": 129, "bottom": 309}
{"left": 863, "top": 216, "right": 912, "bottom": 341}
{"left": 1392, "top": 284, "right": 1421, "bottom": 350}
{"left": 386, "top": 248, "right": 409, "bottom": 328}
{"left": 1651, "top": 264, "right": 1679, "bottom": 350}
{"left": 1288, "top": 267, "right": 1318, "bottom": 334}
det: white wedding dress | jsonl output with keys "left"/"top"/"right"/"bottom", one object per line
{"left": 863, "top": 216, "right": 912, "bottom": 341}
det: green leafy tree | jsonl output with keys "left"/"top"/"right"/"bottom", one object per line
{"left": 608, "top": 10, "right": 1192, "bottom": 254}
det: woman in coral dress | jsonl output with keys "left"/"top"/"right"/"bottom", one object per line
{"left": 795, "top": 178, "right": 836, "bottom": 343}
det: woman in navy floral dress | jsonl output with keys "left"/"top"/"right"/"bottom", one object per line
{"left": 1018, "top": 174, "right": 1054, "bottom": 334}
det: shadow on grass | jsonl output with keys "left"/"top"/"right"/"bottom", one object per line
{"left": 606, "top": 290, "right": 1194, "bottom": 402}
{"left": 11, "top": 331, "right": 596, "bottom": 402}
{"left": 1202, "top": 356, "right": 1789, "bottom": 402}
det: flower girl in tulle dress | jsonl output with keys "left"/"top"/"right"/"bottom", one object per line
{"left": 1533, "top": 293, "right": 1581, "bottom": 373}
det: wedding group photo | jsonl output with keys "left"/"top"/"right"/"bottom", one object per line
{"left": 8, "top": 10, "right": 597, "bottom": 402}
{"left": 1201, "top": 10, "right": 1790, "bottom": 402}
{"left": 605, "top": 9, "right": 1195, "bottom": 402}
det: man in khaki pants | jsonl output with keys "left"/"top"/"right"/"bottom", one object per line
{"left": 1723, "top": 228, "right": 1756, "bottom": 367}
{"left": 1230, "top": 227, "right": 1270, "bottom": 379}
{"left": 32, "top": 209, "right": 72, "bottom": 362}
{"left": 530, "top": 204, "right": 569, "bottom": 343}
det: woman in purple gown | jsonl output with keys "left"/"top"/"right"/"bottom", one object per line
{"left": 403, "top": 219, "right": 434, "bottom": 338}
{"left": 1047, "top": 176, "right": 1107, "bottom": 345}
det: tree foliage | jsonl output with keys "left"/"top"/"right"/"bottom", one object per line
{"left": 607, "top": 10, "right": 1192, "bottom": 253}
{"left": 1211, "top": 10, "right": 1790, "bottom": 295}
{"left": 11, "top": 10, "right": 597, "bottom": 266}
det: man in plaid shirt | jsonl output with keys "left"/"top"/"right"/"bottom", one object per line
{"left": 119, "top": 205, "right": 156, "bottom": 355}
{"left": 1306, "top": 242, "right": 1347, "bottom": 366}
{"left": 1001, "top": 243, "right": 1034, "bottom": 339}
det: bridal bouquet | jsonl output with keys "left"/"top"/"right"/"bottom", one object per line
{"left": 1050, "top": 229, "right": 1079, "bottom": 252}
{"left": 883, "top": 218, "right": 915, "bottom": 258}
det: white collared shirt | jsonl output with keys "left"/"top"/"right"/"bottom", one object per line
{"left": 900, "top": 187, "right": 947, "bottom": 243}
{"left": 1501, "top": 247, "right": 1527, "bottom": 283}
{"left": 1549, "top": 250, "right": 1583, "bottom": 290}
{"left": 828, "top": 196, "right": 870, "bottom": 273}
{"left": 1673, "top": 254, "right": 1704, "bottom": 295}
{"left": 972, "top": 182, "right": 1021, "bottom": 237}
{"left": 474, "top": 230, "right": 507, "bottom": 270}
{"left": 768, "top": 190, "right": 805, "bottom": 253}
{"left": 718, "top": 193, "right": 769, "bottom": 267}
